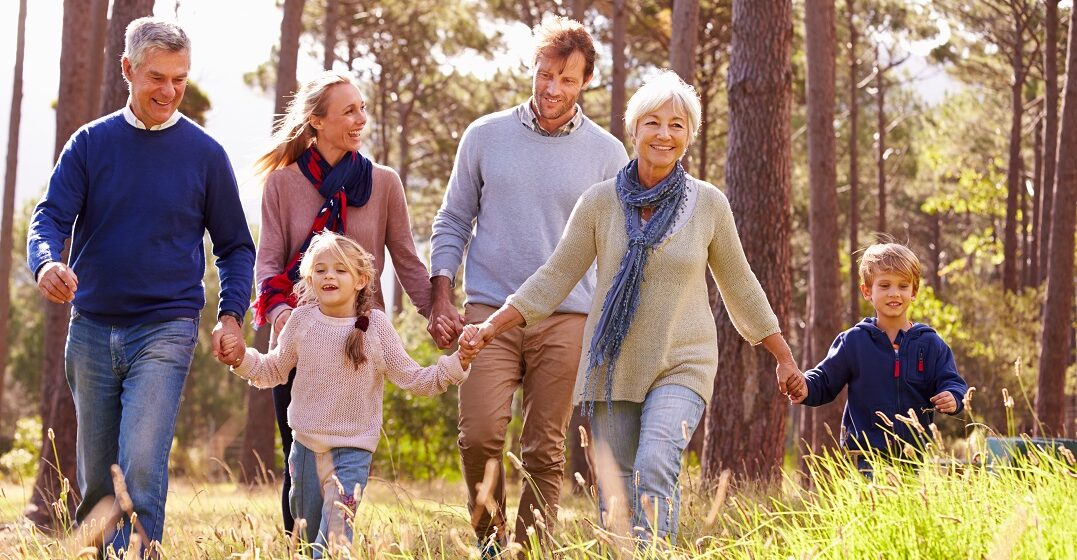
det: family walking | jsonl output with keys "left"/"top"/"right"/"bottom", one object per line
{"left": 27, "top": 14, "right": 967, "bottom": 559}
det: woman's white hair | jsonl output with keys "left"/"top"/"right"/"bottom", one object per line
{"left": 624, "top": 69, "right": 702, "bottom": 144}
{"left": 124, "top": 17, "right": 191, "bottom": 70}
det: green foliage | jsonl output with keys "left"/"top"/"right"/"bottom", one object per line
{"left": 376, "top": 300, "right": 461, "bottom": 481}
{"left": 179, "top": 79, "right": 212, "bottom": 126}
{"left": 0, "top": 416, "right": 41, "bottom": 481}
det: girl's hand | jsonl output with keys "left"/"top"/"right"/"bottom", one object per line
{"left": 272, "top": 308, "right": 292, "bottom": 335}
{"left": 930, "top": 391, "right": 957, "bottom": 414}
{"left": 217, "top": 333, "right": 246, "bottom": 368}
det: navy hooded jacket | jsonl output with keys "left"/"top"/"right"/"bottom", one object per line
{"left": 803, "top": 318, "right": 968, "bottom": 453}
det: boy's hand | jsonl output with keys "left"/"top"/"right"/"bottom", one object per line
{"left": 930, "top": 391, "right": 957, "bottom": 414}
{"left": 217, "top": 333, "right": 245, "bottom": 368}
{"left": 776, "top": 362, "right": 807, "bottom": 404}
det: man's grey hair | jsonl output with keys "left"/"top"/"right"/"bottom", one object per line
{"left": 124, "top": 17, "right": 191, "bottom": 70}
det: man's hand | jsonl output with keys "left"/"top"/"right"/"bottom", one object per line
{"left": 36, "top": 262, "right": 78, "bottom": 304}
{"left": 930, "top": 391, "right": 957, "bottom": 414}
{"left": 427, "top": 276, "right": 463, "bottom": 349}
{"left": 216, "top": 333, "right": 246, "bottom": 368}
{"left": 212, "top": 314, "right": 244, "bottom": 366}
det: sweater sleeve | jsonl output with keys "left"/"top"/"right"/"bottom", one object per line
{"left": 204, "top": 144, "right": 256, "bottom": 319}
{"left": 257, "top": 170, "right": 294, "bottom": 326}
{"left": 381, "top": 168, "right": 433, "bottom": 317}
{"left": 803, "top": 332, "right": 854, "bottom": 407}
{"left": 506, "top": 188, "right": 599, "bottom": 326}
{"left": 27, "top": 128, "right": 89, "bottom": 279}
{"left": 232, "top": 307, "right": 303, "bottom": 388}
{"left": 933, "top": 340, "right": 968, "bottom": 414}
{"left": 706, "top": 186, "right": 781, "bottom": 345}
{"left": 374, "top": 311, "right": 468, "bottom": 396}
{"left": 429, "top": 123, "right": 482, "bottom": 277}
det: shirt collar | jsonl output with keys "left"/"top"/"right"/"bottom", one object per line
{"left": 518, "top": 98, "right": 584, "bottom": 137}
{"left": 122, "top": 102, "right": 182, "bottom": 131}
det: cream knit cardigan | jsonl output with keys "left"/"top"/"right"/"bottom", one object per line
{"left": 507, "top": 176, "right": 780, "bottom": 405}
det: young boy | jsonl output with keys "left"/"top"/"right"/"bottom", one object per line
{"left": 801, "top": 243, "right": 968, "bottom": 456}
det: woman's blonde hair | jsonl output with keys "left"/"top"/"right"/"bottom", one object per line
{"left": 293, "top": 232, "right": 377, "bottom": 368}
{"left": 254, "top": 71, "right": 360, "bottom": 176}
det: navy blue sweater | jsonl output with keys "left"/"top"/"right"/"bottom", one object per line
{"left": 803, "top": 318, "right": 968, "bottom": 453}
{"left": 27, "top": 112, "right": 255, "bottom": 326}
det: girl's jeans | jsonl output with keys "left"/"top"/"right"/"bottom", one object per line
{"left": 591, "top": 384, "right": 705, "bottom": 543}
{"left": 288, "top": 440, "right": 372, "bottom": 557}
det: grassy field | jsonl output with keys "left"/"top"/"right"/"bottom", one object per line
{"left": 0, "top": 441, "right": 1075, "bottom": 559}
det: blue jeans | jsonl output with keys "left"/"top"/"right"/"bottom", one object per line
{"left": 65, "top": 311, "right": 198, "bottom": 551}
{"left": 289, "top": 440, "right": 372, "bottom": 557}
{"left": 591, "top": 384, "right": 705, "bottom": 543}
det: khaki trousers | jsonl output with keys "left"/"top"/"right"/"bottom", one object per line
{"left": 458, "top": 303, "right": 585, "bottom": 544}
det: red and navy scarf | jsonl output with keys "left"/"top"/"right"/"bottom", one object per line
{"left": 252, "top": 147, "right": 374, "bottom": 327}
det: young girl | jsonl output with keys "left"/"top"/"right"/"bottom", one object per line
{"left": 219, "top": 231, "right": 473, "bottom": 555}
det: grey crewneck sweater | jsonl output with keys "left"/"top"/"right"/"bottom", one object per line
{"left": 430, "top": 104, "right": 629, "bottom": 312}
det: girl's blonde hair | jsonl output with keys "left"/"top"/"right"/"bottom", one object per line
{"left": 293, "top": 232, "right": 378, "bottom": 368}
{"left": 254, "top": 71, "right": 360, "bottom": 176}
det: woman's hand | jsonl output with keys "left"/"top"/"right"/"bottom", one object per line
{"left": 273, "top": 308, "right": 292, "bottom": 335}
{"left": 776, "top": 362, "right": 807, "bottom": 404}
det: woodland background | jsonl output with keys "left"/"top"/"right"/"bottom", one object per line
{"left": 0, "top": 0, "right": 1073, "bottom": 534}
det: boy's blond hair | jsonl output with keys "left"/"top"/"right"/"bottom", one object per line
{"left": 858, "top": 243, "right": 922, "bottom": 294}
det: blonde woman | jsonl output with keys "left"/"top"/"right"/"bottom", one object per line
{"left": 252, "top": 71, "right": 442, "bottom": 532}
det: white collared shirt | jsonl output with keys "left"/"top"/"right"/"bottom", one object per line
{"left": 122, "top": 102, "right": 182, "bottom": 131}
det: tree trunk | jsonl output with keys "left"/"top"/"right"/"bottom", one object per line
{"left": 1018, "top": 156, "right": 1029, "bottom": 286}
{"left": 0, "top": 0, "right": 28, "bottom": 434}
{"left": 801, "top": 0, "right": 844, "bottom": 456}
{"left": 610, "top": 0, "right": 627, "bottom": 142}
{"left": 1038, "top": 0, "right": 1060, "bottom": 284}
{"left": 86, "top": 0, "right": 109, "bottom": 117}
{"left": 1029, "top": 115, "right": 1042, "bottom": 286}
{"left": 874, "top": 43, "right": 886, "bottom": 236}
{"left": 670, "top": 0, "right": 700, "bottom": 81}
{"left": 275, "top": 0, "right": 307, "bottom": 124}
{"left": 29, "top": 0, "right": 102, "bottom": 528}
{"left": 703, "top": 0, "right": 793, "bottom": 482}
{"left": 1035, "top": 5, "right": 1077, "bottom": 438}
{"left": 100, "top": 0, "right": 155, "bottom": 116}
{"left": 847, "top": 0, "right": 860, "bottom": 325}
{"left": 239, "top": 329, "right": 274, "bottom": 484}
{"left": 1002, "top": 25, "right": 1026, "bottom": 293}
{"left": 323, "top": 0, "right": 338, "bottom": 71}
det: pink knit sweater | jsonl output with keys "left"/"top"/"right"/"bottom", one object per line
{"left": 233, "top": 306, "right": 468, "bottom": 453}
{"left": 257, "top": 162, "right": 432, "bottom": 326}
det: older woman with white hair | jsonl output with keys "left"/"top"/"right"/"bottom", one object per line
{"left": 460, "top": 70, "right": 805, "bottom": 542}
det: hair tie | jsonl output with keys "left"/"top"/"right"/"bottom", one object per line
{"left": 355, "top": 315, "right": 369, "bottom": 332}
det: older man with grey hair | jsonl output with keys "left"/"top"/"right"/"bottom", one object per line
{"left": 27, "top": 17, "right": 254, "bottom": 552}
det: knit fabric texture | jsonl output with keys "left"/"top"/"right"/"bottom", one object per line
{"left": 233, "top": 306, "right": 468, "bottom": 453}
{"left": 507, "top": 176, "right": 781, "bottom": 406}
{"left": 430, "top": 103, "right": 629, "bottom": 311}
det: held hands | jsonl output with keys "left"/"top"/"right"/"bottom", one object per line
{"left": 930, "top": 391, "right": 957, "bottom": 414}
{"left": 211, "top": 315, "right": 244, "bottom": 367}
{"left": 36, "top": 262, "right": 78, "bottom": 304}
{"left": 215, "top": 333, "right": 246, "bottom": 368}
{"left": 457, "top": 321, "right": 498, "bottom": 363}
{"left": 427, "top": 279, "right": 464, "bottom": 349}
{"left": 776, "top": 361, "right": 808, "bottom": 404}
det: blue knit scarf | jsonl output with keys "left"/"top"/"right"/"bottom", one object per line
{"left": 583, "top": 159, "right": 687, "bottom": 415}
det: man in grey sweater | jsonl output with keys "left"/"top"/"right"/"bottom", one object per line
{"left": 429, "top": 16, "right": 628, "bottom": 553}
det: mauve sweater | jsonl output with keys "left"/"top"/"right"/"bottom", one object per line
{"left": 258, "top": 161, "right": 432, "bottom": 325}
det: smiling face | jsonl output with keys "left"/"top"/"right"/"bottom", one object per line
{"left": 632, "top": 98, "right": 690, "bottom": 187}
{"left": 122, "top": 48, "right": 189, "bottom": 127}
{"left": 310, "top": 250, "right": 367, "bottom": 318}
{"left": 531, "top": 50, "right": 588, "bottom": 132}
{"left": 310, "top": 83, "right": 368, "bottom": 165}
{"left": 861, "top": 271, "right": 917, "bottom": 327}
